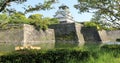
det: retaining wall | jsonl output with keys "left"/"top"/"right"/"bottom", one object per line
{"left": 49, "top": 23, "right": 85, "bottom": 46}
{"left": 0, "top": 24, "right": 55, "bottom": 51}
{"left": 106, "top": 30, "right": 120, "bottom": 41}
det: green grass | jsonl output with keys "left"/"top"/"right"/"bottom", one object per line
{"left": 0, "top": 43, "right": 120, "bottom": 63}
{"left": 82, "top": 44, "right": 120, "bottom": 63}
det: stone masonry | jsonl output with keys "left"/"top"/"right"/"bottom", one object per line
{"left": 0, "top": 24, "right": 55, "bottom": 51}
{"left": 0, "top": 23, "right": 116, "bottom": 51}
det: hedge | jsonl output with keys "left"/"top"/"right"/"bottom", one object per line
{"left": 0, "top": 49, "right": 90, "bottom": 63}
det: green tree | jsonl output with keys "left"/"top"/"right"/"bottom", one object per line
{"left": 0, "top": 13, "right": 9, "bottom": 22}
{"left": 9, "top": 12, "right": 28, "bottom": 24}
{"left": 28, "top": 14, "right": 58, "bottom": 30}
{"left": 0, "top": 13, "right": 9, "bottom": 29}
{"left": 84, "top": 21, "right": 102, "bottom": 30}
{"left": 24, "top": 0, "right": 58, "bottom": 13}
{"left": 42, "top": 17, "right": 51, "bottom": 30}
{"left": 42, "top": 17, "right": 59, "bottom": 25}
{"left": 28, "top": 14, "right": 44, "bottom": 30}
{"left": 75, "top": 0, "right": 120, "bottom": 28}
{"left": 0, "top": 0, "right": 57, "bottom": 13}
{"left": 0, "top": 0, "right": 26, "bottom": 12}
{"left": 49, "top": 18, "right": 59, "bottom": 24}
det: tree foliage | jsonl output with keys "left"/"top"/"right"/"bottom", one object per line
{"left": 0, "top": 13, "right": 10, "bottom": 29}
{"left": 9, "top": 12, "right": 28, "bottom": 24}
{"left": 75, "top": 0, "right": 120, "bottom": 28}
{"left": 0, "top": 0, "right": 57, "bottom": 13}
{"left": 0, "top": 13, "right": 59, "bottom": 30}
{"left": 0, "top": 0, "right": 27, "bottom": 12}
{"left": 28, "top": 14, "right": 59, "bottom": 30}
{"left": 49, "top": 18, "right": 59, "bottom": 24}
{"left": 84, "top": 21, "right": 119, "bottom": 30}
{"left": 0, "top": 13, "right": 9, "bottom": 22}
{"left": 28, "top": 14, "right": 43, "bottom": 29}
{"left": 84, "top": 21, "right": 102, "bottom": 30}
{"left": 24, "top": 0, "right": 57, "bottom": 13}
{"left": 0, "top": 0, "right": 58, "bottom": 30}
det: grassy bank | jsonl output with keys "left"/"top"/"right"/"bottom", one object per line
{"left": 0, "top": 44, "right": 120, "bottom": 63}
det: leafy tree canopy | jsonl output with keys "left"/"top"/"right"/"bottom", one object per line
{"left": 28, "top": 14, "right": 59, "bottom": 30}
{"left": 49, "top": 18, "right": 59, "bottom": 24}
{"left": 84, "top": 21, "right": 102, "bottom": 30}
{"left": 0, "top": 13, "right": 9, "bottom": 22}
{"left": 75, "top": 0, "right": 120, "bottom": 28}
{"left": 0, "top": 0, "right": 27, "bottom": 12}
{"left": 0, "top": 0, "right": 57, "bottom": 13}
{"left": 0, "top": 13, "right": 59, "bottom": 30}
{"left": 9, "top": 12, "right": 28, "bottom": 24}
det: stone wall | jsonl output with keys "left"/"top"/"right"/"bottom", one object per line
{"left": 0, "top": 25, "right": 23, "bottom": 46}
{"left": 74, "top": 23, "right": 85, "bottom": 45}
{"left": 0, "top": 23, "right": 112, "bottom": 51}
{"left": 49, "top": 23, "right": 85, "bottom": 46}
{"left": 23, "top": 24, "right": 55, "bottom": 49}
{"left": 0, "top": 25, "right": 23, "bottom": 51}
{"left": 81, "top": 27, "right": 101, "bottom": 43}
{"left": 81, "top": 27, "right": 109, "bottom": 43}
{"left": 0, "top": 24, "right": 55, "bottom": 51}
{"left": 106, "top": 30, "right": 120, "bottom": 41}
{"left": 98, "top": 30, "right": 109, "bottom": 43}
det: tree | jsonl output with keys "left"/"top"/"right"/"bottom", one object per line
{"left": 0, "top": 0, "right": 57, "bottom": 13}
{"left": 28, "top": 14, "right": 48, "bottom": 30}
{"left": 49, "top": 18, "right": 59, "bottom": 24}
{"left": 0, "top": 13, "right": 9, "bottom": 22}
{"left": 28, "top": 14, "right": 43, "bottom": 28}
{"left": 9, "top": 12, "right": 28, "bottom": 24}
{"left": 84, "top": 21, "right": 102, "bottom": 30}
{"left": 24, "top": 0, "right": 58, "bottom": 13}
{"left": 0, "top": 13, "right": 10, "bottom": 29}
{"left": 0, "top": 0, "right": 27, "bottom": 12}
{"left": 28, "top": 14, "right": 59, "bottom": 30}
{"left": 42, "top": 17, "right": 51, "bottom": 30}
{"left": 74, "top": 0, "right": 120, "bottom": 28}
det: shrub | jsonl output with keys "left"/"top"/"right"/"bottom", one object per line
{"left": 84, "top": 22, "right": 102, "bottom": 30}
{"left": 101, "top": 44, "right": 120, "bottom": 51}
{"left": 116, "top": 39, "right": 120, "bottom": 42}
{"left": 0, "top": 49, "right": 90, "bottom": 63}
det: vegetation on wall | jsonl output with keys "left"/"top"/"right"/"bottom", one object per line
{"left": 0, "top": 13, "right": 59, "bottom": 30}
{"left": 84, "top": 21, "right": 102, "bottom": 30}
{"left": 0, "top": 13, "right": 9, "bottom": 29}
{"left": 28, "top": 14, "right": 59, "bottom": 30}
{"left": 9, "top": 12, "right": 28, "bottom": 24}
{"left": 84, "top": 21, "right": 120, "bottom": 30}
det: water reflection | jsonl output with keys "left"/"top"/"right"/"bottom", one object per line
{"left": 103, "top": 42, "right": 120, "bottom": 45}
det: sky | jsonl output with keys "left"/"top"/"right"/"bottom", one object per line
{"left": 10, "top": 0, "right": 93, "bottom": 22}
